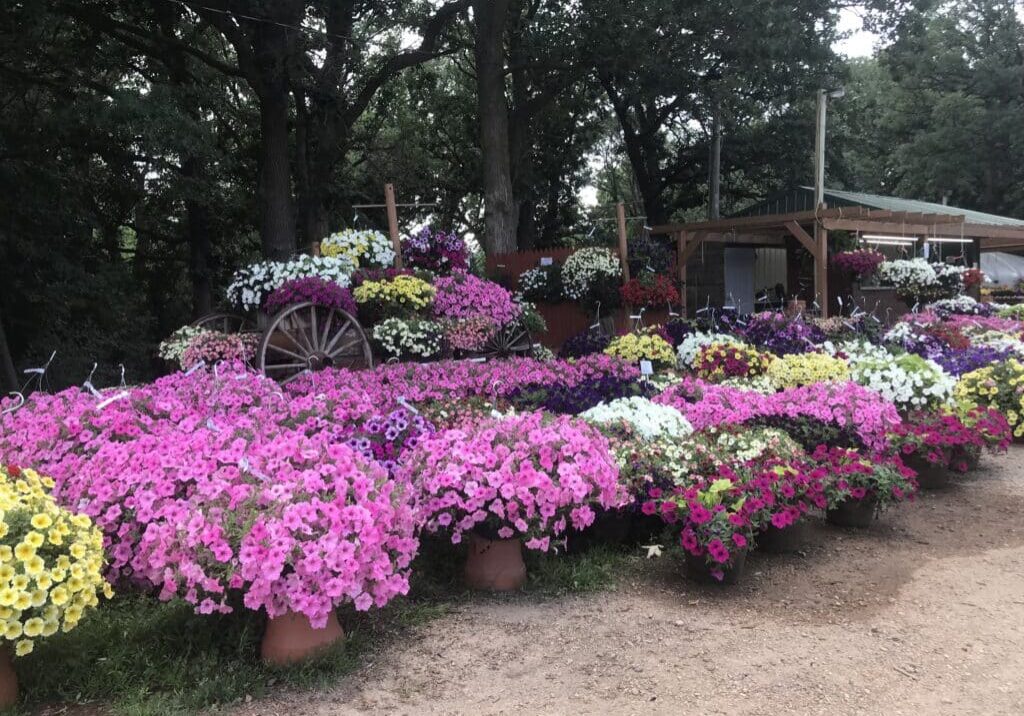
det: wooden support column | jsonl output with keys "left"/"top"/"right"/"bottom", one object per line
{"left": 676, "top": 231, "right": 688, "bottom": 317}
{"left": 385, "top": 183, "right": 403, "bottom": 268}
{"left": 616, "top": 202, "right": 630, "bottom": 283}
{"left": 815, "top": 223, "right": 829, "bottom": 318}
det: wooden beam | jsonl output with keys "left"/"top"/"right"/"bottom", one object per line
{"left": 821, "top": 218, "right": 935, "bottom": 235}
{"left": 651, "top": 207, "right": 874, "bottom": 235}
{"left": 969, "top": 225, "right": 1024, "bottom": 241}
{"left": 676, "top": 231, "right": 687, "bottom": 317}
{"left": 679, "top": 231, "right": 708, "bottom": 264}
{"left": 784, "top": 221, "right": 820, "bottom": 260}
{"left": 815, "top": 224, "right": 829, "bottom": 318}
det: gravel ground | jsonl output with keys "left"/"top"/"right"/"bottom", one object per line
{"left": 234, "top": 449, "right": 1024, "bottom": 716}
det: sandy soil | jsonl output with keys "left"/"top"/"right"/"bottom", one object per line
{"left": 235, "top": 449, "right": 1024, "bottom": 716}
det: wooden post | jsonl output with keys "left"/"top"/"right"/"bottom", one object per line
{"left": 815, "top": 223, "right": 829, "bottom": 318}
{"left": 677, "top": 231, "right": 687, "bottom": 317}
{"left": 384, "top": 183, "right": 403, "bottom": 268}
{"left": 616, "top": 201, "right": 630, "bottom": 284}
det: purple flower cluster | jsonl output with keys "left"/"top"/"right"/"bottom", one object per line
{"left": 403, "top": 227, "right": 470, "bottom": 274}
{"left": 929, "top": 346, "right": 1014, "bottom": 377}
{"left": 740, "top": 312, "right": 826, "bottom": 355}
{"left": 432, "top": 271, "right": 521, "bottom": 326}
{"left": 511, "top": 374, "right": 653, "bottom": 414}
{"left": 559, "top": 329, "right": 612, "bottom": 359}
{"left": 264, "top": 277, "right": 357, "bottom": 316}
{"left": 346, "top": 408, "right": 435, "bottom": 475}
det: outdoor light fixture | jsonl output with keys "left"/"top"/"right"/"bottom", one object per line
{"left": 927, "top": 237, "right": 973, "bottom": 244}
{"left": 826, "top": 87, "right": 846, "bottom": 99}
{"left": 860, "top": 237, "right": 917, "bottom": 246}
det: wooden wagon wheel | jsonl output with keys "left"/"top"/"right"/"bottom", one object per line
{"left": 465, "top": 321, "right": 536, "bottom": 361}
{"left": 257, "top": 301, "right": 373, "bottom": 383}
{"left": 191, "top": 312, "right": 253, "bottom": 334}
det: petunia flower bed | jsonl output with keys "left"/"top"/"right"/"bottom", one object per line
{"left": 404, "top": 412, "right": 627, "bottom": 551}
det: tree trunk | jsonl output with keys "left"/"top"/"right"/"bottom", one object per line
{"left": 0, "top": 304, "right": 18, "bottom": 394}
{"left": 184, "top": 157, "right": 213, "bottom": 317}
{"left": 258, "top": 84, "right": 296, "bottom": 260}
{"left": 473, "top": 0, "right": 518, "bottom": 255}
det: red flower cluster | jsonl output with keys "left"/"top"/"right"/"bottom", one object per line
{"left": 892, "top": 409, "right": 1010, "bottom": 472}
{"left": 962, "top": 268, "right": 985, "bottom": 289}
{"left": 620, "top": 274, "right": 680, "bottom": 307}
{"left": 924, "top": 322, "right": 970, "bottom": 350}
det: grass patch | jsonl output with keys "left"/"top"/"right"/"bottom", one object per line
{"left": 11, "top": 539, "right": 649, "bottom": 715}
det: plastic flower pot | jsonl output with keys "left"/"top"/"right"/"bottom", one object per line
{"left": 0, "top": 648, "right": 16, "bottom": 709}
{"left": 826, "top": 497, "right": 877, "bottom": 528}
{"left": 261, "top": 611, "right": 344, "bottom": 666}
{"left": 464, "top": 533, "right": 527, "bottom": 591}
{"left": 953, "top": 447, "right": 981, "bottom": 472}
{"left": 756, "top": 520, "right": 811, "bottom": 554}
{"left": 564, "top": 507, "right": 633, "bottom": 554}
{"left": 684, "top": 549, "right": 748, "bottom": 586}
{"left": 904, "top": 455, "right": 954, "bottom": 491}
{"left": 630, "top": 512, "right": 667, "bottom": 545}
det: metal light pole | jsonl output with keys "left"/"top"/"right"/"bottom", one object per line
{"left": 814, "top": 87, "right": 845, "bottom": 209}
{"left": 812, "top": 86, "right": 843, "bottom": 319}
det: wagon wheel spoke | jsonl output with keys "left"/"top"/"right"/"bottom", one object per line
{"left": 327, "top": 336, "right": 364, "bottom": 360}
{"left": 266, "top": 343, "right": 307, "bottom": 362}
{"left": 309, "top": 306, "right": 319, "bottom": 352}
{"left": 319, "top": 309, "right": 335, "bottom": 352}
{"left": 323, "top": 322, "right": 352, "bottom": 356}
{"left": 264, "top": 362, "right": 308, "bottom": 372}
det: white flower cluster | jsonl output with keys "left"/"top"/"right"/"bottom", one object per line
{"left": 372, "top": 318, "right": 444, "bottom": 360}
{"left": 971, "top": 330, "right": 1024, "bottom": 358}
{"left": 850, "top": 354, "right": 955, "bottom": 411}
{"left": 582, "top": 396, "right": 693, "bottom": 440}
{"left": 158, "top": 325, "right": 210, "bottom": 364}
{"left": 830, "top": 339, "right": 893, "bottom": 364}
{"left": 882, "top": 322, "right": 916, "bottom": 346}
{"left": 561, "top": 247, "right": 621, "bottom": 300}
{"left": 518, "top": 267, "right": 550, "bottom": 295}
{"left": 676, "top": 331, "right": 743, "bottom": 369}
{"left": 320, "top": 229, "right": 396, "bottom": 269}
{"left": 927, "top": 295, "right": 984, "bottom": 315}
{"left": 226, "top": 255, "right": 355, "bottom": 311}
{"left": 877, "top": 259, "right": 964, "bottom": 298}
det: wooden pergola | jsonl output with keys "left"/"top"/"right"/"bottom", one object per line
{"left": 652, "top": 206, "right": 1024, "bottom": 318}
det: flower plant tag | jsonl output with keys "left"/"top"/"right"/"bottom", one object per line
{"left": 540, "top": 257, "right": 553, "bottom": 266}
{"left": 640, "top": 360, "right": 654, "bottom": 376}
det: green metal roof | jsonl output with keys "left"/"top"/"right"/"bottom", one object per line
{"left": 735, "top": 186, "right": 1024, "bottom": 226}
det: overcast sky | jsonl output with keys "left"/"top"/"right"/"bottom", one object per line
{"left": 835, "top": 6, "right": 879, "bottom": 58}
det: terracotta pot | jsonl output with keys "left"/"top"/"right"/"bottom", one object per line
{"left": 564, "top": 508, "right": 633, "bottom": 554}
{"left": 756, "top": 520, "right": 811, "bottom": 554}
{"left": 684, "top": 549, "right": 748, "bottom": 585}
{"left": 826, "top": 497, "right": 877, "bottom": 528}
{"left": 905, "top": 455, "right": 954, "bottom": 491}
{"left": 261, "top": 610, "right": 344, "bottom": 666}
{"left": 0, "top": 648, "right": 16, "bottom": 709}
{"left": 464, "top": 534, "right": 527, "bottom": 591}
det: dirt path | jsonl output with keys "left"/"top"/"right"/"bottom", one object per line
{"left": 235, "top": 450, "right": 1024, "bottom": 716}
